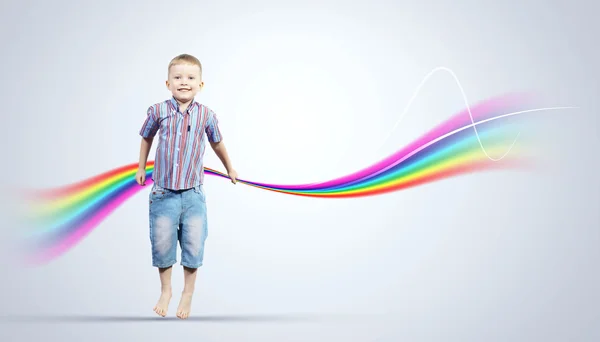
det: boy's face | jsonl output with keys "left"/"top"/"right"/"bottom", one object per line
{"left": 166, "top": 63, "right": 204, "bottom": 103}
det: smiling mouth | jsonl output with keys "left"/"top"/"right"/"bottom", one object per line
{"left": 178, "top": 88, "right": 191, "bottom": 91}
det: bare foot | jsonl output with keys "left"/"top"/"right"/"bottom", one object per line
{"left": 176, "top": 292, "right": 193, "bottom": 319}
{"left": 153, "top": 290, "right": 172, "bottom": 317}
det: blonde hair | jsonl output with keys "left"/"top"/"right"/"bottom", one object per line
{"left": 168, "top": 54, "right": 202, "bottom": 76}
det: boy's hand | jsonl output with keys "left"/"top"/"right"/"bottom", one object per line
{"left": 227, "top": 169, "right": 238, "bottom": 184}
{"left": 136, "top": 168, "right": 147, "bottom": 185}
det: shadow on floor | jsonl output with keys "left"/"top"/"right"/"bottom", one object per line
{"left": 0, "top": 313, "right": 349, "bottom": 323}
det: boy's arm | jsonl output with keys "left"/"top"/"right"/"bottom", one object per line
{"left": 135, "top": 137, "right": 154, "bottom": 185}
{"left": 210, "top": 140, "right": 237, "bottom": 184}
{"left": 137, "top": 105, "right": 159, "bottom": 186}
{"left": 139, "top": 137, "right": 154, "bottom": 169}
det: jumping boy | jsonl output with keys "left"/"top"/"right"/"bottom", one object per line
{"left": 135, "top": 54, "right": 238, "bottom": 319}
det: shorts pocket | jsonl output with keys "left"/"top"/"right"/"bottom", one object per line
{"left": 150, "top": 184, "right": 169, "bottom": 201}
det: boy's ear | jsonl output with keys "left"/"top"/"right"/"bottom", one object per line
{"left": 165, "top": 80, "right": 170, "bottom": 89}
{"left": 200, "top": 81, "right": 204, "bottom": 89}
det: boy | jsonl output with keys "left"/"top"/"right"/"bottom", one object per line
{"left": 135, "top": 54, "right": 238, "bottom": 319}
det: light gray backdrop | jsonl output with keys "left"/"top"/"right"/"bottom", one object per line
{"left": 0, "top": 0, "right": 598, "bottom": 341}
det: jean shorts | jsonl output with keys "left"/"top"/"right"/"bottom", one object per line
{"left": 149, "top": 183, "right": 208, "bottom": 268}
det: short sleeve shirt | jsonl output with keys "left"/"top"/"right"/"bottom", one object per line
{"left": 139, "top": 97, "right": 223, "bottom": 190}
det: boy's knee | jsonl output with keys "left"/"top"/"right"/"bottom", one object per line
{"left": 186, "top": 217, "right": 206, "bottom": 254}
{"left": 153, "top": 216, "right": 175, "bottom": 256}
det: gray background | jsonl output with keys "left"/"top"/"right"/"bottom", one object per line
{"left": 0, "top": 0, "right": 598, "bottom": 341}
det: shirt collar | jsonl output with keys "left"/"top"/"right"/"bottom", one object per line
{"left": 169, "top": 97, "right": 197, "bottom": 114}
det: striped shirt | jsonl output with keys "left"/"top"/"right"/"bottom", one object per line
{"left": 139, "top": 97, "right": 223, "bottom": 190}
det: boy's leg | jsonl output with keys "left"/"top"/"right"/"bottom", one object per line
{"left": 149, "top": 185, "right": 180, "bottom": 317}
{"left": 177, "top": 266, "right": 198, "bottom": 319}
{"left": 176, "top": 185, "right": 209, "bottom": 319}
{"left": 154, "top": 266, "right": 173, "bottom": 317}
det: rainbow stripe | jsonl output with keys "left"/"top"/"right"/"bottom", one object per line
{"left": 19, "top": 93, "right": 539, "bottom": 265}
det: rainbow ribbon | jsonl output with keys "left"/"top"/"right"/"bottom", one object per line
{"left": 19, "top": 93, "right": 538, "bottom": 265}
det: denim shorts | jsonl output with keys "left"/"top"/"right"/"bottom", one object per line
{"left": 149, "top": 183, "right": 208, "bottom": 268}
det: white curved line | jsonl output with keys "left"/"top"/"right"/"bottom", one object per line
{"left": 378, "top": 66, "right": 579, "bottom": 161}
